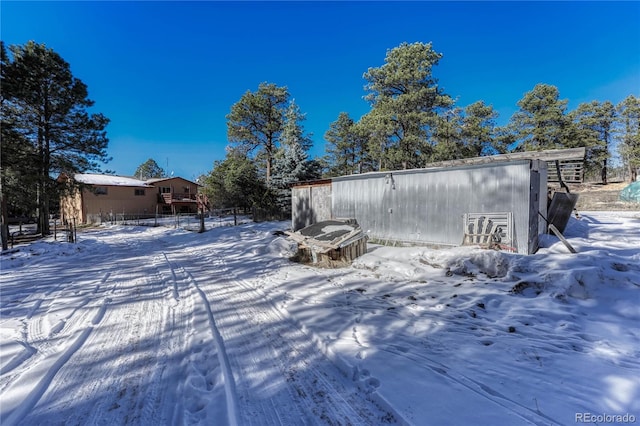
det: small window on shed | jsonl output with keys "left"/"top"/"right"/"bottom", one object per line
{"left": 95, "top": 186, "right": 108, "bottom": 195}
{"left": 135, "top": 188, "right": 146, "bottom": 196}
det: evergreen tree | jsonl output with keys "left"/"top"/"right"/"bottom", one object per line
{"left": 360, "top": 109, "right": 394, "bottom": 171}
{"left": 460, "top": 101, "right": 501, "bottom": 157}
{"left": 134, "top": 158, "right": 166, "bottom": 180}
{"left": 2, "top": 41, "right": 110, "bottom": 235}
{"left": 270, "top": 101, "right": 321, "bottom": 213}
{"left": 430, "top": 108, "right": 464, "bottom": 162}
{"left": 423, "top": 102, "right": 502, "bottom": 163}
{"left": 570, "top": 101, "right": 615, "bottom": 182}
{"left": 361, "top": 42, "right": 453, "bottom": 169}
{"left": 616, "top": 95, "right": 640, "bottom": 182}
{"left": 350, "top": 120, "right": 377, "bottom": 173}
{"left": 324, "top": 112, "right": 374, "bottom": 176}
{"left": 226, "top": 82, "right": 289, "bottom": 183}
{"left": 279, "top": 99, "right": 313, "bottom": 153}
{"left": 1, "top": 42, "right": 38, "bottom": 248}
{"left": 202, "top": 149, "right": 265, "bottom": 224}
{"left": 324, "top": 112, "right": 355, "bottom": 176}
{"left": 492, "top": 124, "right": 518, "bottom": 155}
{"left": 509, "top": 84, "right": 572, "bottom": 151}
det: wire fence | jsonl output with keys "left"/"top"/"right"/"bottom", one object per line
{"left": 100, "top": 212, "right": 255, "bottom": 232}
{"left": 3, "top": 211, "right": 265, "bottom": 249}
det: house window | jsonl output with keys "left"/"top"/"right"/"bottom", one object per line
{"left": 95, "top": 186, "right": 108, "bottom": 195}
{"left": 135, "top": 189, "right": 146, "bottom": 196}
{"left": 160, "top": 187, "right": 171, "bottom": 194}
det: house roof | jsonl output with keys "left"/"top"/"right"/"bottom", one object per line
{"left": 73, "top": 174, "right": 153, "bottom": 188}
{"left": 70, "top": 174, "right": 201, "bottom": 188}
{"left": 146, "top": 176, "right": 201, "bottom": 186}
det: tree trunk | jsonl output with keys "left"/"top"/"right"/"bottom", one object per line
{"left": 601, "top": 159, "right": 608, "bottom": 185}
{"left": 42, "top": 112, "right": 52, "bottom": 235}
{"left": 38, "top": 146, "right": 51, "bottom": 235}
{"left": 1, "top": 191, "right": 9, "bottom": 251}
{"left": 198, "top": 207, "right": 205, "bottom": 233}
{"left": 266, "top": 157, "right": 271, "bottom": 183}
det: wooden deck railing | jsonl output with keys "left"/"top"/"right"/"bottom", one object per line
{"left": 161, "top": 193, "right": 197, "bottom": 203}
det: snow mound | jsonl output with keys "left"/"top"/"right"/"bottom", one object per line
{"left": 440, "top": 248, "right": 512, "bottom": 278}
{"left": 255, "top": 236, "right": 298, "bottom": 258}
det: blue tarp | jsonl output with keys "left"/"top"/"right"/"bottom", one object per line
{"left": 620, "top": 181, "right": 640, "bottom": 203}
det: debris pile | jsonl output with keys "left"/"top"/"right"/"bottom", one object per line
{"left": 286, "top": 219, "right": 367, "bottom": 266}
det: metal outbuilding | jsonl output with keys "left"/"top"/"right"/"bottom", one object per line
{"left": 293, "top": 159, "right": 550, "bottom": 255}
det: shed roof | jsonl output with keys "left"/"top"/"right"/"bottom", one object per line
{"left": 300, "top": 147, "right": 585, "bottom": 185}
{"left": 423, "top": 147, "right": 585, "bottom": 168}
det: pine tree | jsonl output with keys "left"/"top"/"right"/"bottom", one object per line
{"left": 324, "top": 112, "right": 374, "bottom": 176}
{"left": 430, "top": 108, "right": 464, "bottom": 162}
{"left": 361, "top": 42, "right": 453, "bottom": 169}
{"left": 1, "top": 42, "right": 38, "bottom": 248}
{"left": 202, "top": 149, "right": 265, "bottom": 225}
{"left": 460, "top": 101, "right": 502, "bottom": 157}
{"left": 570, "top": 101, "right": 615, "bottom": 182}
{"left": 509, "top": 84, "right": 572, "bottom": 151}
{"left": 616, "top": 95, "right": 640, "bottom": 182}
{"left": 270, "top": 101, "right": 320, "bottom": 213}
{"left": 3, "top": 41, "right": 110, "bottom": 235}
{"left": 134, "top": 158, "right": 166, "bottom": 180}
{"left": 226, "top": 82, "right": 289, "bottom": 183}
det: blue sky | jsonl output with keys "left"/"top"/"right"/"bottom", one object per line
{"left": 2, "top": 1, "right": 639, "bottom": 181}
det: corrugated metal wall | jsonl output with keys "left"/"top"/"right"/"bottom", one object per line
{"left": 291, "top": 182, "right": 332, "bottom": 231}
{"left": 331, "top": 160, "right": 546, "bottom": 254}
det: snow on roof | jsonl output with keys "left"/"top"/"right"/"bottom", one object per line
{"left": 146, "top": 177, "right": 201, "bottom": 186}
{"left": 74, "top": 174, "right": 152, "bottom": 188}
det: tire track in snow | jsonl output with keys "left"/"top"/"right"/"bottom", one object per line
{"left": 25, "top": 255, "right": 178, "bottom": 426}
{"left": 33, "top": 272, "right": 112, "bottom": 350}
{"left": 185, "top": 254, "right": 313, "bottom": 425}
{"left": 162, "top": 252, "right": 181, "bottom": 302}
{"left": 58, "top": 256, "right": 182, "bottom": 426}
{"left": 142, "top": 253, "right": 201, "bottom": 425}
{"left": 3, "top": 228, "right": 187, "bottom": 425}
{"left": 162, "top": 252, "right": 240, "bottom": 426}
{"left": 0, "top": 341, "right": 36, "bottom": 376}
{"left": 109, "top": 267, "right": 176, "bottom": 423}
{"left": 187, "top": 245, "right": 395, "bottom": 425}
{"left": 0, "top": 271, "right": 111, "bottom": 395}
{"left": 0, "top": 287, "right": 113, "bottom": 426}
{"left": 233, "top": 278, "right": 389, "bottom": 425}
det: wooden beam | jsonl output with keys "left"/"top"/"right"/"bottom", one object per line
{"left": 548, "top": 224, "right": 577, "bottom": 254}
{"left": 425, "top": 148, "right": 586, "bottom": 169}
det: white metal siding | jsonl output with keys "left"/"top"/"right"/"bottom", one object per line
{"left": 331, "top": 160, "right": 546, "bottom": 254}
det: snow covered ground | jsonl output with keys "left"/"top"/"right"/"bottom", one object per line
{"left": 1, "top": 211, "right": 639, "bottom": 425}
